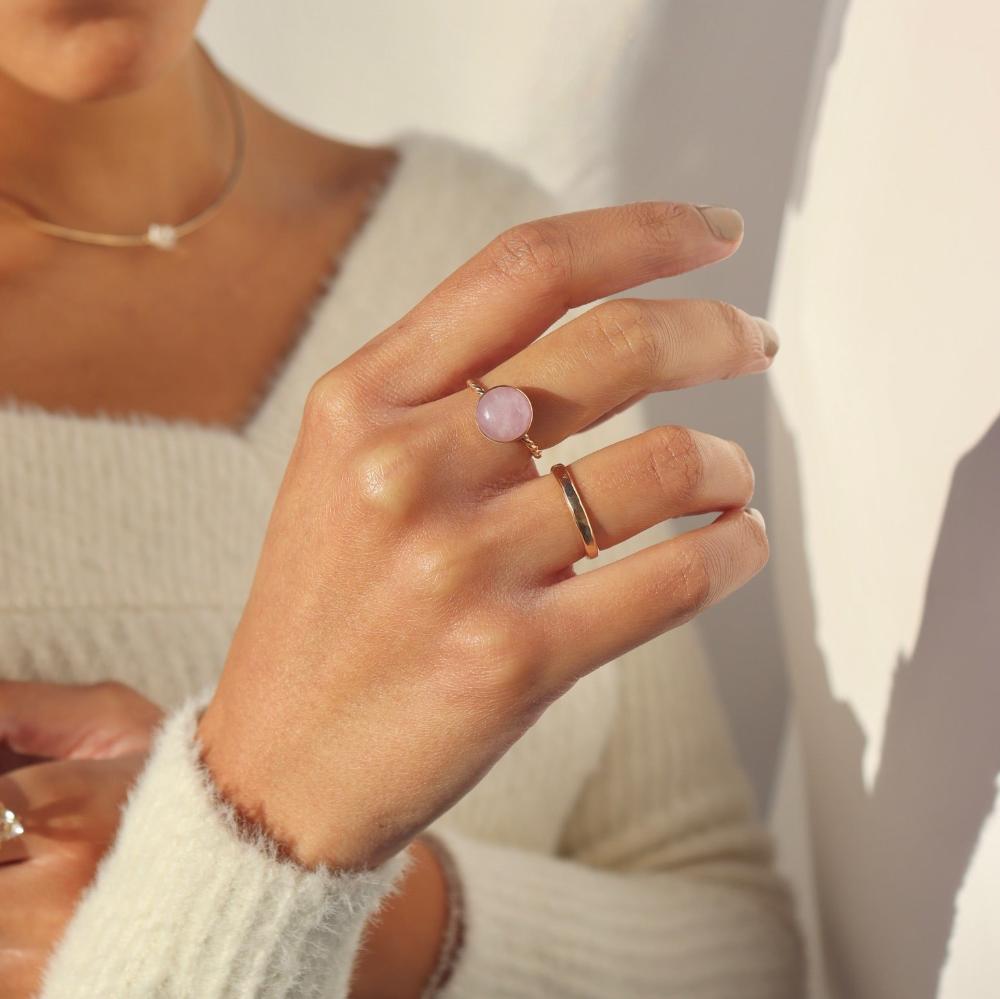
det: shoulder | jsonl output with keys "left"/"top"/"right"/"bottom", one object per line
{"left": 377, "top": 129, "right": 562, "bottom": 274}
{"left": 295, "top": 128, "right": 563, "bottom": 335}
{"left": 392, "top": 129, "right": 560, "bottom": 222}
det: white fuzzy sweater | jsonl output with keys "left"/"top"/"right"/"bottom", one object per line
{"left": 0, "top": 131, "right": 802, "bottom": 998}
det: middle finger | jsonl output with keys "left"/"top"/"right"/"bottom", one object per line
{"left": 474, "top": 296, "right": 777, "bottom": 458}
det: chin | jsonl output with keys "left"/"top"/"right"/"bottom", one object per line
{"left": 0, "top": 1, "right": 206, "bottom": 102}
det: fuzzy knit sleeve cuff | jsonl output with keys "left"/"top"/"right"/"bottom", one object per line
{"left": 40, "top": 691, "right": 414, "bottom": 999}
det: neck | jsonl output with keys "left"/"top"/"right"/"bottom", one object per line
{"left": 0, "top": 43, "right": 235, "bottom": 232}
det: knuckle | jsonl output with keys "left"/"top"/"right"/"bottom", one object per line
{"left": 728, "top": 440, "right": 756, "bottom": 506}
{"left": 673, "top": 513, "right": 770, "bottom": 622}
{"left": 446, "top": 616, "right": 547, "bottom": 711}
{"left": 742, "top": 509, "right": 771, "bottom": 564}
{"left": 302, "top": 370, "right": 361, "bottom": 436}
{"left": 647, "top": 425, "right": 704, "bottom": 502}
{"left": 586, "top": 299, "right": 661, "bottom": 373}
{"left": 408, "top": 535, "right": 472, "bottom": 604}
{"left": 714, "top": 299, "right": 747, "bottom": 347}
{"left": 628, "top": 200, "right": 688, "bottom": 247}
{"left": 350, "top": 433, "right": 424, "bottom": 525}
{"left": 487, "top": 221, "right": 570, "bottom": 288}
{"left": 708, "top": 300, "right": 765, "bottom": 370}
{"left": 673, "top": 542, "right": 714, "bottom": 618}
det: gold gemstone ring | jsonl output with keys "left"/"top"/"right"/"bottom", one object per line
{"left": 467, "top": 379, "right": 542, "bottom": 459}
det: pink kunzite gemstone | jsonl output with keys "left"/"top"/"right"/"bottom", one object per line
{"left": 475, "top": 385, "right": 533, "bottom": 443}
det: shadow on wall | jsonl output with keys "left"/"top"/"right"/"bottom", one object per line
{"left": 770, "top": 404, "right": 1000, "bottom": 999}
{"left": 606, "top": 1, "right": 998, "bottom": 993}
{"left": 608, "top": 0, "right": 831, "bottom": 810}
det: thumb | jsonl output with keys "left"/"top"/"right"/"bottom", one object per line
{"left": 0, "top": 680, "right": 163, "bottom": 764}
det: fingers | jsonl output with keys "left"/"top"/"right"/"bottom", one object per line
{"left": 0, "top": 757, "right": 141, "bottom": 858}
{"left": 485, "top": 297, "right": 778, "bottom": 449}
{"left": 501, "top": 426, "right": 755, "bottom": 573}
{"left": 0, "top": 680, "right": 163, "bottom": 761}
{"left": 541, "top": 507, "right": 768, "bottom": 685}
{"left": 351, "top": 202, "right": 744, "bottom": 404}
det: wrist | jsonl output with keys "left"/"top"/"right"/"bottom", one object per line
{"left": 415, "top": 832, "right": 465, "bottom": 998}
{"left": 196, "top": 689, "right": 395, "bottom": 871}
{"left": 351, "top": 834, "right": 456, "bottom": 999}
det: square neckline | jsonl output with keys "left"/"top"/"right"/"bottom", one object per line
{"left": 0, "top": 133, "right": 417, "bottom": 446}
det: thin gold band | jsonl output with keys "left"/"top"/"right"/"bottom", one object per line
{"left": 466, "top": 379, "right": 542, "bottom": 459}
{"left": 551, "top": 463, "right": 600, "bottom": 559}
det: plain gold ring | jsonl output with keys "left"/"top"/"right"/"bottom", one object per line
{"left": 550, "top": 463, "right": 599, "bottom": 559}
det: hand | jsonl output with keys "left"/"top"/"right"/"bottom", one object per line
{"left": 0, "top": 681, "right": 163, "bottom": 997}
{"left": 198, "top": 202, "right": 773, "bottom": 870}
{"left": 0, "top": 753, "right": 147, "bottom": 998}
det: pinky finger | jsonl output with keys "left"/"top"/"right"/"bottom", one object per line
{"left": 543, "top": 507, "right": 768, "bottom": 684}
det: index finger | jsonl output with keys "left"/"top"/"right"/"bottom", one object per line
{"left": 350, "top": 202, "right": 744, "bottom": 405}
{"left": 0, "top": 680, "right": 162, "bottom": 761}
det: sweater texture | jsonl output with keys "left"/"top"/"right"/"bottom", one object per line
{"left": 0, "top": 130, "right": 803, "bottom": 998}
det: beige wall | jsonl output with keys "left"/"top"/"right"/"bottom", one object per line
{"left": 201, "top": 2, "right": 1000, "bottom": 995}
{"left": 768, "top": 2, "right": 1000, "bottom": 997}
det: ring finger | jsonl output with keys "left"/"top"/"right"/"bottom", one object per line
{"left": 501, "top": 424, "right": 754, "bottom": 574}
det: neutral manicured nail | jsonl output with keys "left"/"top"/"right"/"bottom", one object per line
{"left": 695, "top": 205, "right": 744, "bottom": 242}
{"left": 747, "top": 507, "right": 766, "bottom": 531}
{"left": 754, "top": 317, "right": 780, "bottom": 358}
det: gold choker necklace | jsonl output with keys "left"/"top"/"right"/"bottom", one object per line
{"left": 0, "top": 54, "right": 246, "bottom": 251}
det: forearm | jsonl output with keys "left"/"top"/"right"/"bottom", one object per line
{"left": 351, "top": 836, "right": 451, "bottom": 999}
{"left": 41, "top": 694, "right": 414, "bottom": 999}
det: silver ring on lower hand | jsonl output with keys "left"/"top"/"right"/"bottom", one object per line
{"left": 1, "top": 803, "right": 25, "bottom": 843}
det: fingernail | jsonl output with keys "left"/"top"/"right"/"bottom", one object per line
{"left": 754, "top": 317, "right": 780, "bottom": 358}
{"left": 747, "top": 507, "right": 766, "bottom": 530}
{"left": 695, "top": 205, "right": 744, "bottom": 242}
